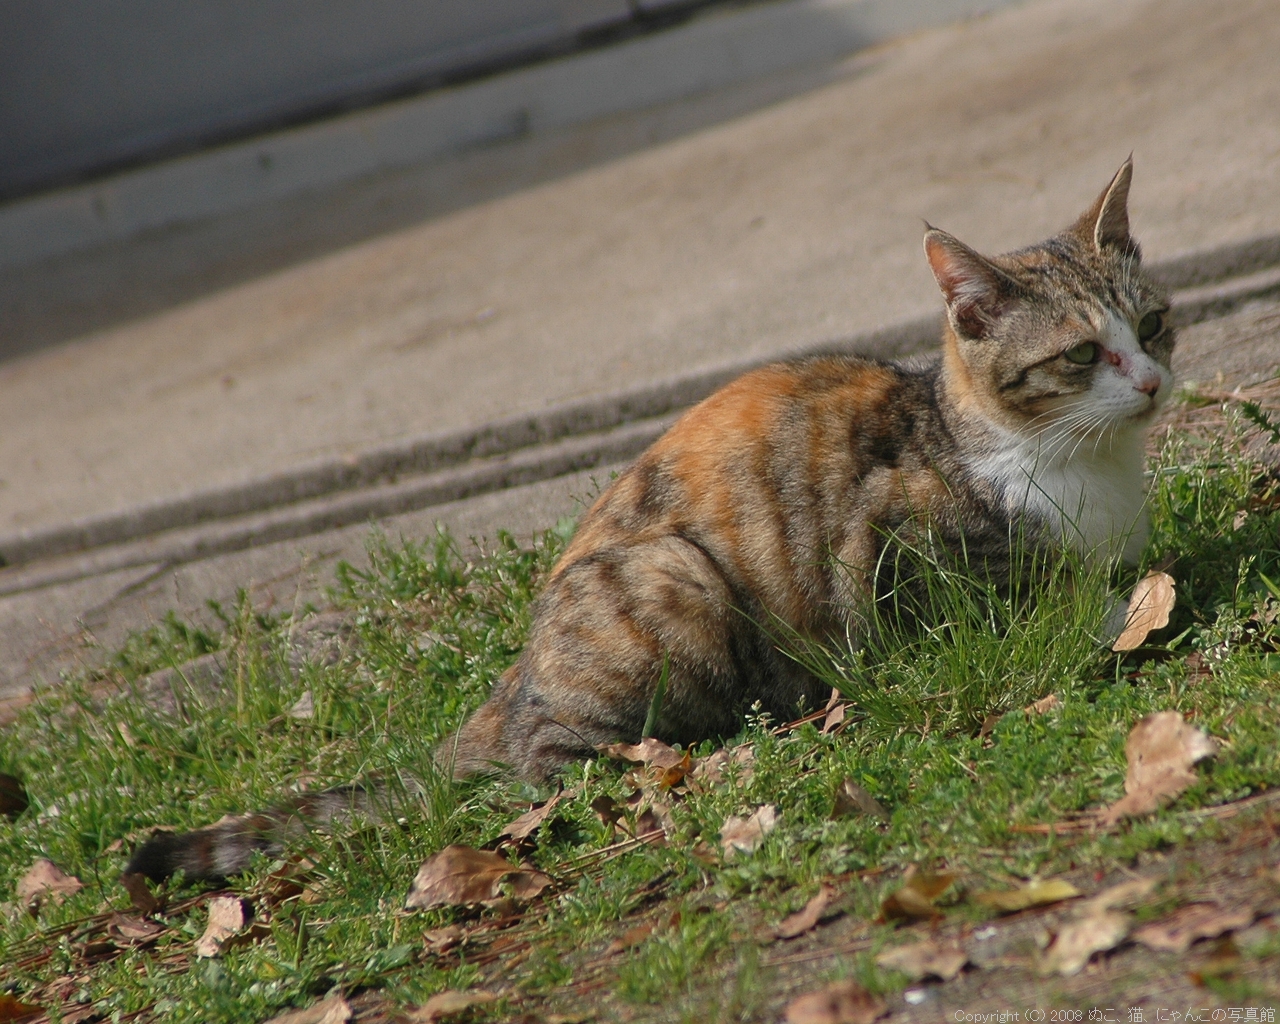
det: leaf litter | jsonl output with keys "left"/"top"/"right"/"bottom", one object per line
{"left": 1098, "top": 711, "right": 1217, "bottom": 825}
{"left": 783, "top": 980, "right": 887, "bottom": 1024}
{"left": 15, "top": 859, "right": 83, "bottom": 911}
{"left": 875, "top": 938, "right": 969, "bottom": 981}
{"left": 404, "top": 845, "right": 552, "bottom": 910}
{"left": 1112, "top": 570, "right": 1176, "bottom": 651}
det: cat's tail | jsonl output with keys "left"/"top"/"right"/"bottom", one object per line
{"left": 122, "top": 777, "right": 421, "bottom": 882}
{"left": 122, "top": 665, "right": 538, "bottom": 883}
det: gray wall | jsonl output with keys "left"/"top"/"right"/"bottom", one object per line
{"left": 0, "top": 0, "right": 647, "bottom": 200}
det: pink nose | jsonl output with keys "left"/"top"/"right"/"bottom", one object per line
{"left": 1135, "top": 375, "right": 1160, "bottom": 397}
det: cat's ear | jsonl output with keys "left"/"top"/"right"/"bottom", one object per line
{"left": 924, "top": 228, "right": 1012, "bottom": 339}
{"left": 1073, "top": 157, "right": 1138, "bottom": 255}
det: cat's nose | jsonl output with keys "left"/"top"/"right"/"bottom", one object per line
{"left": 1135, "top": 375, "right": 1160, "bottom": 397}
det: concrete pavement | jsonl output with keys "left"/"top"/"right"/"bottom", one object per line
{"left": 1, "top": 0, "right": 1279, "bottom": 698}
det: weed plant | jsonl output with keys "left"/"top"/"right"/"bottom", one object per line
{"left": 0, "top": 413, "right": 1278, "bottom": 1021}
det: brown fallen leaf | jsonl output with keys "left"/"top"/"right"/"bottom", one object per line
{"left": 1085, "top": 876, "right": 1159, "bottom": 911}
{"left": 0, "top": 993, "right": 43, "bottom": 1023}
{"left": 590, "top": 794, "right": 625, "bottom": 831}
{"left": 633, "top": 795, "right": 675, "bottom": 841}
{"left": 831, "top": 779, "right": 887, "bottom": 821}
{"left": 263, "top": 993, "right": 352, "bottom": 1024}
{"left": 1189, "top": 935, "right": 1242, "bottom": 985}
{"left": 407, "top": 990, "right": 500, "bottom": 1022}
{"left": 0, "top": 773, "right": 29, "bottom": 818}
{"left": 16, "top": 858, "right": 83, "bottom": 910}
{"left": 287, "top": 691, "right": 315, "bottom": 720}
{"left": 606, "top": 922, "right": 655, "bottom": 954}
{"left": 194, "top": 895, "right": 252, "bottom": 958}
{"left": 598, "top": 737, "right": 685, "bottom": 770}
{"left": 1184, "top": 652, "right": 1214, "bottom": 684}
{"left": 821, "top": 702, "right": 848, "bottom": 735}
{"left": 500, "top": 791, "right": 564, "bottom": 841}
{"left": 973, "top": 878, "right": 1081, "bottom": 914}
{"left": 657, "top": 752, "right": 693, "bottom": 790}
{"left": 691, "top": 745, "right": 756, "bottom": 788}
{"left": 772, "top": 884, "right": 838, "bottom": 940}
{"left": 720, "top": 804, "right": 778, "bottom": 860}
{"left": 1132, "top": 903, "right": 1254, "bottom": 953}
{"left": 783, "top": 980, "right": 887, "bottom": 1024}
{"left": 106, "top": 912, "right": 165, "bottom": 945}
{"left": 1113, "top": 571, "right": 1176, "bottom": 651}
{"left": 1040, "top": 909, "right": 1130, "bottom": 976}
{"left": 404, "top": 845, "right": 551, "bottom": 910}
{"left": 1099, "top": 712, "right": 1216, "bottom": 825}
{"left": 879, "top": 868, "right": 954, "bottom": 922}
{"left": 119, "top": 871, "right": 161, "bottom": 915}
{"left": 1025, "top": 694, "right": 1062, "bottom": 716}
{"left": 875, "top": 938, "right": 968, "bottom": 981}
{"left": 422, "top": 924, "right": 465, "bottom": 955}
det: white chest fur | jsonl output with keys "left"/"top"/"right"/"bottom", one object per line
{"left": 970, "top": 425, "right": 1150, "bottom": 564}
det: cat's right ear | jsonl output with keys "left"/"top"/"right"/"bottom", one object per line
{"left": 924, "top": 229, "right": 1011, "bottom": 339}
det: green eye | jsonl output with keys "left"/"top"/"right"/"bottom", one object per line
{"left": 1064, "top": 342, "right": 1098, "bottom": 365}
{"left": 1137, "top": 311, "right": 1163, "bottom": 342}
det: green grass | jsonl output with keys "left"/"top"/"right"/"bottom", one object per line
{"left": 1, "top": 408, "right": 1278, "bottom": 1022}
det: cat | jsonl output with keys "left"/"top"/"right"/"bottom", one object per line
{"left": 124, "top": 159, "right": 1173, "bottom": 882}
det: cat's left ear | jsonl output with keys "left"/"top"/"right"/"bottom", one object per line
{"left": 1073, "top": 157, "right": 1139, "bottom": 256}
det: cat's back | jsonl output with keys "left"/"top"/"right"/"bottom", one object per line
{"left": 555, "top": 354, "right": 950, "bottom": 615}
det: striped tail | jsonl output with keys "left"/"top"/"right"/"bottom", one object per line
{"left": 122, "top": 778, "right": 419, "bottom": 882}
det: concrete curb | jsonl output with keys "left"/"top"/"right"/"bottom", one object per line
{"left": 0, "top": 0, "right": 1017, "bottom": 271}
{"left": 1, "top": 233, "right": 1279, "bottom": 588}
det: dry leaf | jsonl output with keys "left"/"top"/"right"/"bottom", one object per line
{"left": 0, "top": 773, "right": 29, "bottom": 818}
{"left": 422, "top": 924, "right": 465, "bottom": 955}
{"left": 821, "top": 703, "right": 847, "bottom": 735}
{"left": 879, "top": 868, "right": 954, "bottom": 922}
{"left": 1025, "top": 694, "right": 1062, "bottom": 716}
{"left": 875, "top": 938, "right": 968, "bottom": 981}
{"left": 500, "top": 791, "right": 564, "bottom": 841}
{"left": 973, "top": 878, "right": 1081, "bottom": 913}
{"left": 16, "top": 858, "right": 83, "bottom": 909}
{"left": 0, "top": 994, "right": 43, "bottom": 1023}
{"left": 194, "top": 895, "right": 251, "bottom": 957}
{"left": 784, "top": 980, "right": 887, "bottom": 1024}
{"left": 1081, "top": 876, "right": 1159, "bottom": 913}
{"left": 633, "top": 796, "right": 675, "bottom": 841}
{"left": 590, "top": 794, "right": 624, "bottom": 829}
{"left": 1099, "top": 712, "right": 1216, "bottom": 825}
{"left": 691, "top": 745, "right": 755, "bottom": 788}
{"left": 119, "top": 871, "right": 160, "bottom": 915}
{"left": 1112, "top": 571, "right": 1176, "bottom": 651}
{"left": 287, "top": 691, "right": 314, "bottom": 719}
{"left": 773, "top": 884, "right": 838, "bottom": 940}
{"left": 598, "top": 737, "right": 684, "bottom": 770}
{"left": 408, "top": 990, "right": 500, "bottom": 1022}
{"left": 263, "top": 994, "right": 352, "bottom": 1024}
{"left": 657, "top": 752, "right": 693, "bottom": 790}
{"left": 404, "top": 845, "right": 551, "bottom": 909}
{"left": 1189, "top": 935, "right": 1242, "bottom": 984}
{"left": 831, "top": 779, "right": 887, "bottom": 821}
{"left": 720, "top": 804, "right": 778, "bottom": 860}
{"left": 606, "top": 922, "right": 655, "bottom": 954}
{"left": 1040, "top": 909, "right": 1130, "bottom": 976}
{"left": 106, "top": 912, "right": 165, "bottom": 945}
{"left": 1132, "top": 903, "right": 1254, "bottom": 953}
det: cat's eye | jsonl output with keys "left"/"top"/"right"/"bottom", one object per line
{"left": 1137, "top": 311, "right": 1163, "bottom": 342}
{"left": 1063, "top": 342, "right": 1098, "bottom": 365}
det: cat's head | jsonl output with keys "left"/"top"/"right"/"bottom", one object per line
{"left": 924, "top": 158, "right": 1174, "bottom": 445}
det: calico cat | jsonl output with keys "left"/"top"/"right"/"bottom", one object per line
{"left": 125, "top": 159, "right": 1173, "bottom": 882}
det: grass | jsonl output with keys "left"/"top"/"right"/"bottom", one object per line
{"left": 1, "top": 401, "right": 1278, "bottom": 1022}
